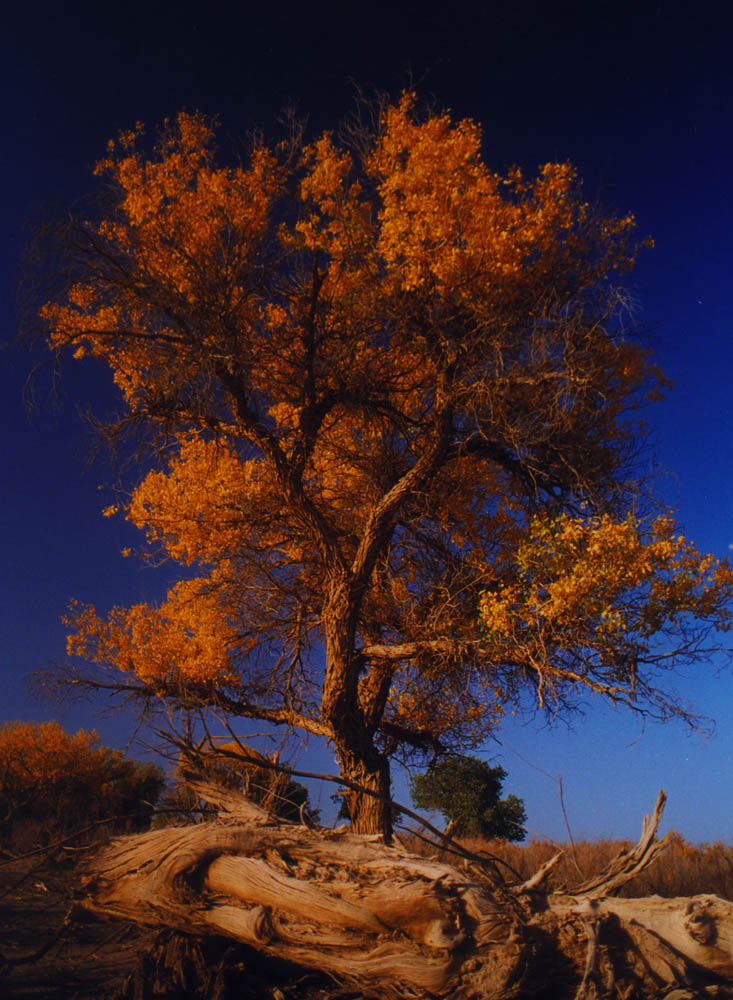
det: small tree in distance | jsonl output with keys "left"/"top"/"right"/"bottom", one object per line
{"left": 33, "top": 93, "right": 733, "bottom": 839}
{"left": 411, "top": 755, "right": 526, "bottom": 840}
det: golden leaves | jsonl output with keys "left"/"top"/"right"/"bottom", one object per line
{"left": 46, "top": 112, "right": 281, "bottom": 411}
{"left": 42, "top": 95, "right": 645, "bottom": 426}
{"left": 0, "top": 720, "right": 103, "bottom": 791}
{"left": 126, "top": 435, "right": 266, "bottom": 565}
{"left": 480, "top": 513, "right": 733, "bottom": 647}
{"left": 65, "top": 577, "right": 237, "bottom": 686}
{"left": 390, "top": 665, "right": 499, "bottom": 745}
{"left": 41, "top": 95, "right": 700, "bottom": 739}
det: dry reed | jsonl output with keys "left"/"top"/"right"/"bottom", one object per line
{"left": 402, "top": 831, "right": 733, "bottom": 899}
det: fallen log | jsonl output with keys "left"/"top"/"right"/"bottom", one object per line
{"left": 79, "top": 783, "right": 733, "bottom": 998}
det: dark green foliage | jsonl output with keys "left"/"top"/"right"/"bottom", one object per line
{"left": 410, "top": 755, "right": 526, "bottom": 841}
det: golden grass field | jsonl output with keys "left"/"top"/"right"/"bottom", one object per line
{"left": 403, "top": 830, "right": 733, "bottom": 899}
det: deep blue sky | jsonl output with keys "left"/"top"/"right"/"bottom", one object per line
{"left": 3, "top": 0, "right": 733, "bottom": 842}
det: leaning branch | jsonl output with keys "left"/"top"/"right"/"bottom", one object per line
{"left": 361, "top": 638, "right": 473, "bottom": 661}
{"left": 172, "top": 741, "right": 506, "bottom": 873}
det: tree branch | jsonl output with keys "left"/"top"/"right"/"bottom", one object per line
{"left": 361, "top": 638, "right": 472, "bottom": 661}
{"left": 350, "top": 403, "right": 454, "bottom": 597}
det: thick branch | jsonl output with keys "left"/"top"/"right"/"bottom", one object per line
{"left": 350, "top": 403, "right": 454, "bottom": 597}
{"left": 362, "top": 638, "right": 472, "bottom": 661}
{"left": 41, "top": 669, "right": 332, "bottom": 740}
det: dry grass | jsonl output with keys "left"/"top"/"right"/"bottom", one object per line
{"left": 402, "top": 831, "right": 733, "bottom": 899}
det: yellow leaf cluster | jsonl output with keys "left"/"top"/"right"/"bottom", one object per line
{"left": 391, "top": 667, "right": 502, "bottom": 745}
{"left": 480, "top": 513, "right": 733, "bottom": 646}
{"left": 0, "top": 720, "right": 103, "bottom": 791}
{"left": 40, "top": 97, "right": 678, "bottom": 742}
{"left": 42, "top": 99, "right": 642, "bottom": 423}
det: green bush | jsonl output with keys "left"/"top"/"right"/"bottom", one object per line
{"left": 410, "top": 755, "right": 526, "bottom": 841}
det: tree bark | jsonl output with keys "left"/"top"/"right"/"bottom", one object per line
{"left": 322, "top": 575, "right": 394, "bottom": 839}
{"left": 79, "top": 782, "right": 733, "bottom": 999}
{"left": 335, "top": 746, "right": 392, "bottom": 838}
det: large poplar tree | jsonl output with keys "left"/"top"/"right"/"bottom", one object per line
{"left": 37, "top": 96, "right": 733, "bottom": 836}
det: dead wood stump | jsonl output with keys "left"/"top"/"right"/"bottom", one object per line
{"left": 80, "top": 783, "right": 733, "bottom": 999}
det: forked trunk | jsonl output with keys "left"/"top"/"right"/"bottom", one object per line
{"left": 322, "top": 580, "right": 393, "bottom": 838}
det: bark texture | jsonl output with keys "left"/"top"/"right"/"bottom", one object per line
{"left": 80, "top": 782, "right": 733, "bottom": 999}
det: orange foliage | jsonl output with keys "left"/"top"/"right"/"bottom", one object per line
{"left": 36, "top": 96, "right": 733, "bottom": 829}
{"left": 0, "top": 721, "right": 164, "bottom": 844}
{"left": 479, "top": 513, "right": 733, "bottom": 710}
{"left": 0, "top": 720, "right": 104, "bottom": 794}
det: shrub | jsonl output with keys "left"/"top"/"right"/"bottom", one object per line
{"left": 0, "top": 720, "right": 164, "bottom": 848}
{"left": 410, "top": 755, "right": 526, "bottom": 840}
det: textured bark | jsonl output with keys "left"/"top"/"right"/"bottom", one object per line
{"left": 335, "top": 748, "right": 392, "bottom": 838}
{"left": 80, "top": 783, "right": 733, "bottom": 999}
{"left": 321, "top": 574, "right": 395, "bottom": 840}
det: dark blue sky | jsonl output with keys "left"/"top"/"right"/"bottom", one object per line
{"left": 3, "top": 0, "right": 733, "bottom": 840}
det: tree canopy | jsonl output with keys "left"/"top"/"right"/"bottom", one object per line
{"left": 0, "top": 720, "right": 164, "bottom": 845}
{"left": 35, "top": 94, "right": 733, "bottom": 836}
{"left": 410, "top": 755, "right": 526, "bottom": 841}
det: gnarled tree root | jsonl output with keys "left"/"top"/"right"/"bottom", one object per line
{"left": 80, "top": 785, "right": 733, "bottom": 999}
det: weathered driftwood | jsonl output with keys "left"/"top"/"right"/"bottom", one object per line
{"left": 80, "top": 783, "right": 733, "bottom": 999}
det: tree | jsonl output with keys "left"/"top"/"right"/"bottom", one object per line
{"left": 410, "top": 755, "right": 526, "bottom": 840}
{"left": 0, "top": 720, "right": 164, "bottom": 845}
{"left": 35, "top": 94, "right": 733, "bottom": 838}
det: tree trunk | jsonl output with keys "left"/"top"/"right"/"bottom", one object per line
{"left": 321, "top": 578, "right": 393, "bottom": 839}
{"left": 336, "top": 746, "right": 392, "bottom": 838}
{"left": 78, "top": 780, "right": 733, "bottom": 999}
